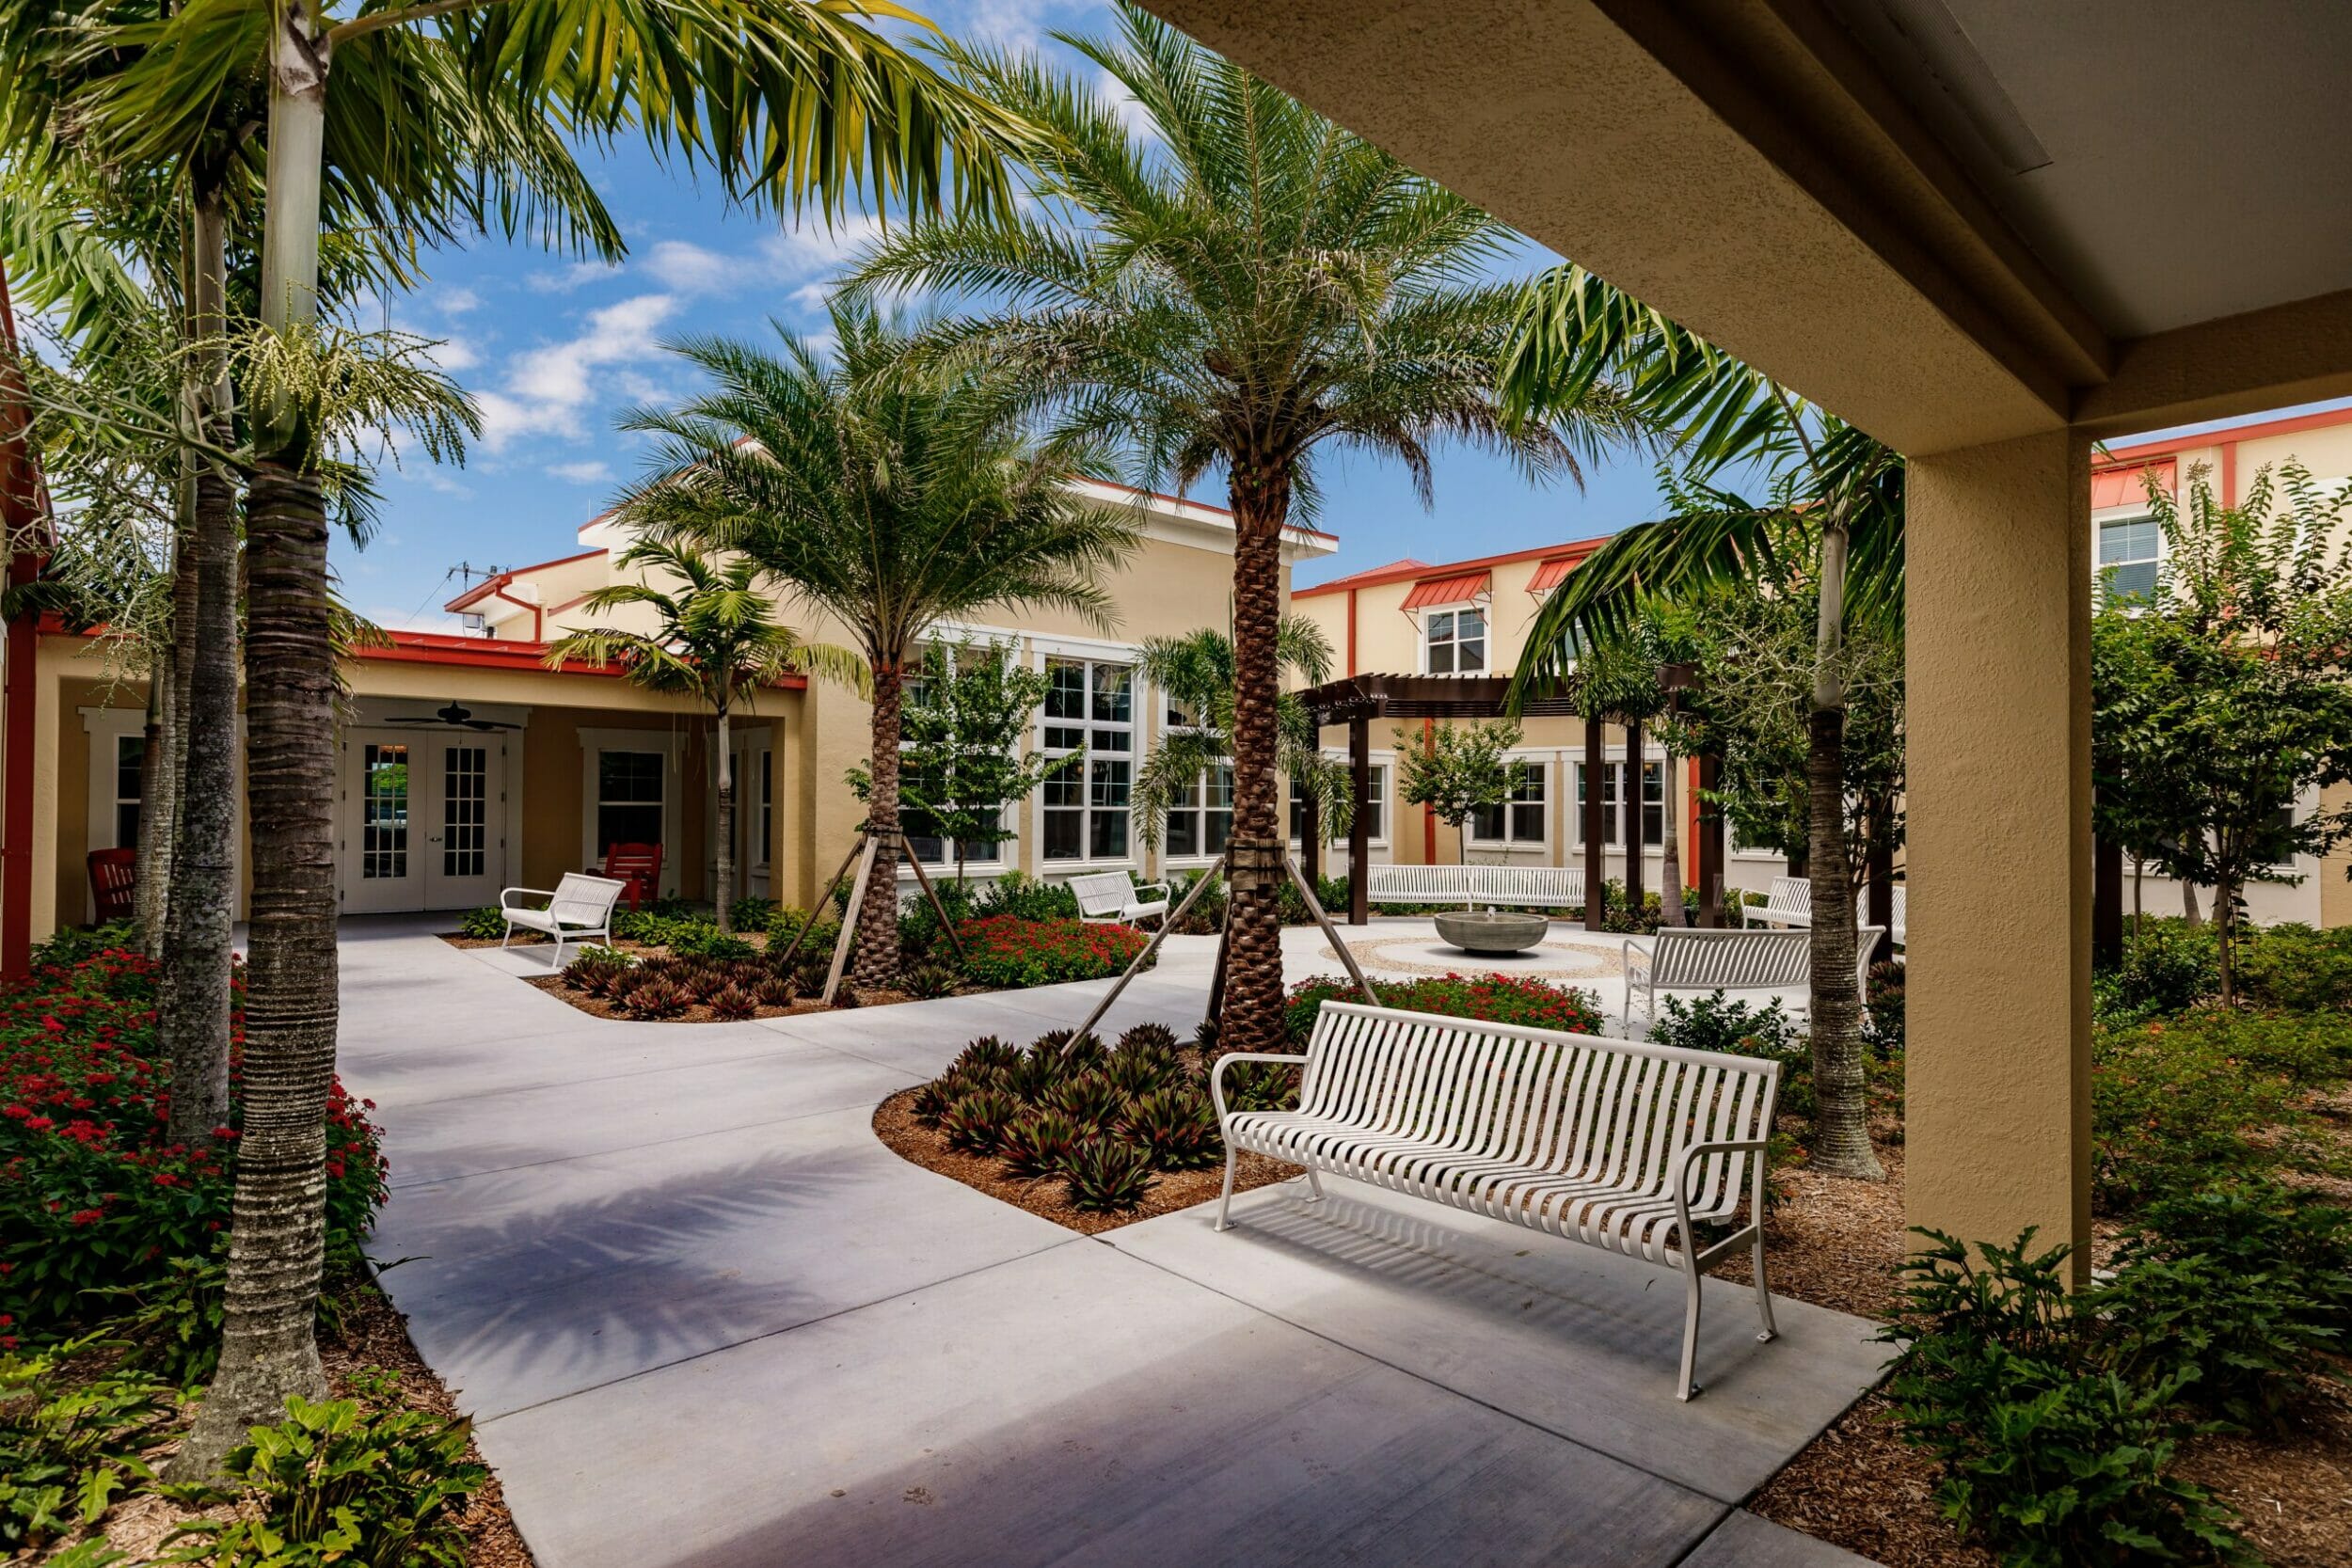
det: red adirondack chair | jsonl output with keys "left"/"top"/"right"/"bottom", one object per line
{"left": 598, "top": 842, "right": 663, "bottom": 912}
{"left": 87, "top": 848, "right": 138, "bottom": 925}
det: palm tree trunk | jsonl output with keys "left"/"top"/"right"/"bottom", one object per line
{"left": 714, "top": 703, "right": 735, "bottom": 933}
{"left": 135, "top": 642, "right": 174, "bottom": 956}
{"left": 163, "top": 188, "right": 239, "bottom": 1148}
{"left": 1806, "top": 514, "right": 1882, "bottom": 1181}
{"left": 174, "top": 13, "right": 335, "bottom": 1480}
{"left": 851, "top": 659, "right": 903, "bottom": 990}
{"left": 1220, "top": 471, "right": 1289, "bottom": 1054}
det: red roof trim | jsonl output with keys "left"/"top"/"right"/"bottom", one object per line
{"left": 1295, "top": 535, "right": 1610, "bottom": 599}
{"left": 444, "top": 546, "right": 608, "bottom": 612}
{"left": 1085, "top": 479, "right": 1341, "bottom": 541}
{"left": 2097, "top": 404, "right": 2352, "bottom": 468}
{"left": 365, "top": 629, "right": 805, "bottom": 687}
{"left": 1399, "top": 570, "right": 1492, "bottom": 610}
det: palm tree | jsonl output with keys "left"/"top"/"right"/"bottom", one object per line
{"left": 1502, "top": 264, "right": 1903, "bottom": 1181}
{"left": 46, "top": 1, "right": 1021, "bottom": 1474}
{"left": 621, "top": 305, "right": 1142, "bottom": 988}
{"left": 547, "top": 539, "right": 862, "bottom": 932}
{"left": 849, "top": 4, "right": 1632, "bottom": 1050}
{"left": 1133, "top": 619, "right": 1351, "bottom": 869}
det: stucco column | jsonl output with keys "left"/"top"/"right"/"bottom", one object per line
{"left": 1905, "top": 428, "right": 2092, "bottom": 1280}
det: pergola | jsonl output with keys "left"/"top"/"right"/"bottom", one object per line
{"left": 1295, "top": 672, "right": 1734, "bottom": 929}
{"left": 1150, "top": 0, "right": 2352, "bottom": 1275}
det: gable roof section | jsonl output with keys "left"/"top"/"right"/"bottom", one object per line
{"left": 1295, "top": 534, "right": 1613, "bottom": 600}
{"left": 444, "top": 547, "right": 609, "bottom": 612}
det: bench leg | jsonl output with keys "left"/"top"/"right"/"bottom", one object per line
{"left": 501, "top": 921, "right": 513, "bottom": 951}
{"left": 1677, "top": 1260, "right": 1704, "bottom": 1402}
{"left": 1302, "top": 1165, "right": 1325, "bottom": 1202}
{"left": 1214, "top": 1145, "right": 1239, "bottom": 1232}
{"left": 1752, "top": 1226, "right": 1779, "bottom": 1342}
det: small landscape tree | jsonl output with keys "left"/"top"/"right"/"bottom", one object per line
{"left": 1394, "top": 720, "right": 1527, "bottom": 882}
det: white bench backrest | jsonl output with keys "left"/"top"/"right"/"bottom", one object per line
{"left": 1484, "top": 865, "right": 1584, "bottom": 906}
{"left": 1367, "top": 864, "right": 1476, "bottom": 900}
{"left": 550, "top": 872, "right": 627, "bottom": 928}
{"left": 1765, "top": 877, "right": 1812, "bottom": 917}
{"left": 1651, "top": 927, "right": 1812, "bottom": 989}
{"left": 1067, "top": 871, "right": 1135, "bottom": 917}
{"left": 1301, "top": 1001, "right": 1777, "bottom": 1204}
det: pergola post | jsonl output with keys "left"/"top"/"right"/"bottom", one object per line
{"left": 1696, "top": 752, "right": 1724, "bottom": 927}
{"left": 1906, "top": 429, "right": 2093, "bottom": 1279}
{"left": 1620, "top": 715, "right": 1645, "bottom": 913}
{"left": 1348, "top": 713, "right": 1371, "bottom": 925}
{"left": 1582, "top": 720, "right": 1607, "bottom": 932}
{"left": 2092, "top": 832, "right": 2122, "bottom": 969}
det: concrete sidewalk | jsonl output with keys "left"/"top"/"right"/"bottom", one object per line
{"left": 336, "top": 917, "right": 1883, "bottom": 1568}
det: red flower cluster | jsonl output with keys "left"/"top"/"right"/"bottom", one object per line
{"left": 1, "top": 947, "right": 389, "bottom": 1339}
{"left": 954, "top": 915, "right": 1151, "bottom": 990}
{"left": 1283, "top": 972, "right": 1608, "bottom": 1042}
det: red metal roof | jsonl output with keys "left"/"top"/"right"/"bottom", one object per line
{"left": 1399, "top": 570, "right": 1491, "bottom": 610}
{"left": 1526, "top": 555, "right": 1580, "bottom": 594}
{"left": 1294, "top": 534, "right": 1615, "bottom": 599}
{"left": 2091, "top": 460, "right": 2175, "bottom": 511}
{"left": 444, "top": 547, "right": 609, "bottom": 612}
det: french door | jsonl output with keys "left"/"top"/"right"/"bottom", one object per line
{"left": 341, "top": 732, "right": 508, "bottom": 913}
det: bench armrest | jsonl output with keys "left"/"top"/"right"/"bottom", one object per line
{"left": 1209, "top": 1051, "right": 1310, "bottom": 1125}
{"left": 1622, "top": 940, "right": 1649, "bottom": 982}
{"left": 501, "top": 886, "right": 554, "bottom": 911}
{"left": 1132, "top": 882, "right": 1171, "bottom": 901}
{"left": 1669, "top": 1136, "right": 1773, "bottom": 1240}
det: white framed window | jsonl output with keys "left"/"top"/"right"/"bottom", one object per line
{"left": 1574, "top": 761, "right": 1664, "bottom": 847}
{"left": 1041, "top": 655, "right": 1133, "bottom": 862}
{"left": 1575, "top": 761, "right": 1618, "bottom": 847}
{"left": 756, "top": 746, "right": 773, "bottom": 869}
{"left": 2096, "top": 514, "right": 2158, "bottom": 603}
{"left": 595, "top": 750, "right": 665, "bottom": 851}
{"left": 111, "top": 735, "right": 145, "bottom": 849}
{"left": 1168, "top": 766, "right": 1233, "bottom": 860}
{"left": 1641, "top": 759, "right": 1666, "bottom": 847}
{"left": 1471, "top": 761, "right": 1547, "bottom": 845}
{"left": 1295, "top": 763, "right": 1388, "bottom": 846}
{"left": 1422, "top": 606, "right": 1487, "bottom": 674}
{"left": 898, "top": 642, "right": 1016, "bottom": 871}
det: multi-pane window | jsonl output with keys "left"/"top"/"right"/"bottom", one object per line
{"left": 1168, "top": 766, "right": 1233, "bottom": 859}
{"left": 2098, "top": 515, "right": 2159, "bottom": 603}
{"left": 1574, "top": 760, "right": 1663, "bottom": 847}
{"left": 1294, "top": 765, "right": 1387, "bottom": 844}
{"left": 1472, "top": 762, "right": 1546, "bottom": 844}
{"left": 1042, "top": 657, "right": 1132, "bottom": 861}
{"left": 441, "top": 745, "right": 487, "bottom": 879}
{"left": 1423, "top": 607, "right": 1486, "bottom": 674}
{"left": 360, "top": 743, "right": 409, "bottom": 879}
{"left": 757, "top": 749, "right": 773, "bottom": 866}
{"left": 596, "top": 750, "right": 664, "bottom": 851}
{"left": 113, "top": 736, "right": 144, "bottom": 848}
{"left": 905, "top": 644, "right": 1014, "bottom": 867}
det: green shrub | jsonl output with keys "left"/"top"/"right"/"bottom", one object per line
{"left": 0, "top": 1334, "right": 182, "bottom": 1551}
{"left": 957, "top": 916, "right": 1149, "bottom": 989}
{"left": 164, "top": 1396, "right": 486, "bottom": 1568}
{"left": 1651, "top": 990, "right": 1814, "bottom": 1121}
{"left": 973, "top": 871, "right": 1080, "bottom": 922}
{"left": 1282, "top": 973, "right": 1606, "bottom": 1044}
{"left": 453, "top": 907, "right": 507, "bottom": 942}
{"left": 2091, "top": 1012, "right": 2336, "bottom": 1211}
{"left": 728, "top": 895, "right": 778, "bottom": 932}
{"left": 951, "top": 1037, "right": 1020, "bottom": 1077}
{"left": 898, "top": 879, "right": 980, "bottom": 960}
{"left": 764, "top": 904, "right": 841, "bottom": 958}
{"left": 2235, "top": 921, "right": 2352, "bottom": 1011}
{"left": 560, "top": 946, "right": 633, "bottom": 999}
{"left": 30, "top": 924, "right": 138, "bottom": 970}
{"left": 899, "top": 960, "right": 963, "bottom": 1000}
{"left": 1044, "top": 1071, "right": 1125, "bottom": 1133}
{"left": 938, "top": 1087, "right": 1023, "bottom": 1155}
{"left": 1886, "top": 1230, "right": 2255, "bottom": 1568}
{"left": 1102, "top": 1045, "right": 1180, "bottom": 1099}
{"left": 998, "top": 1109, "right": 1084, "bottom": 1179}
{"left": 1120, "top": 1086, "right": 1220, "bottom": 1169}
{"left": 2096, "top": 918, "right": 2219, "bottom": 1022}
{"left": 1, "top": 954, "right": 385, "bottom": 1340}
{"left": 1862, "top": 959, "right": 1905, "bottom": 1053}
{"left": 1035, "top": 1030, "right": 1108, "bottom": 1074}
{"left": 1167, "top": 870, "right": 1228, "bottom": 935}
{"left": 1120, "top": 1022, "right": 1180, "bottom": 1054}
{"left": 1213, "top": 1056, "right": 1300, "bottom": 1114}
{"left": 1063, "top": 1138, "right": 1156, "bottom": 1212}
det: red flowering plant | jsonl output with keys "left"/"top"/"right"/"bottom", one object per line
{"left": 1282, "top": 973, "right": 1607, "bottom": 1044}
{"left": 0, "top": 946, "right": 387, "bottom": 1343}
{"left": 955, "top": 916, "right": 1152, "bottom": 990}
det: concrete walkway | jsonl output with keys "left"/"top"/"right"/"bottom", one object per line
{"left": 336, "top": 918, "right": 1883, "bottom": 1568}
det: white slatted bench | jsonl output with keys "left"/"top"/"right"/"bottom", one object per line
{"left": 1211, "top": 1002, "right": 1780, "bottom": 1400}
{"left": 1069, "top": 870, "right": 1170, "bottom": 927}
{"left": 1758, "top": 877, "right": 1906, "bottom": 946}
{"left": 500, "top": 872, "right": 628, "bottom": 968}
{"left": 1623, "top": 926, "right": 1886, "bottom": 1035}
{"left": 1365, "top": 863, "right": 1584, "bottom": 910}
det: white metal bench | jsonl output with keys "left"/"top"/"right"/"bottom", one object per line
{"left": 1069, "top": 870, "right": 1170, "bottom": 927}
{"left": 1623, "top": 926, "right": 1885, "bottom": 1034}
{"left": 1212, "top": 1001, "right": 1780, "bottom": 1400}
{"left": 500, "top": 872, "right": 628, "bottom": 968}
{"left": 1758, "top": 877, "right": 1906, "bottom": 945}
{"left": 1366, "top": 863, "right": 1584, "bottom": 910}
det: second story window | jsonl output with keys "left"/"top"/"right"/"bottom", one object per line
{"left": 2098, "top": 515, "right": 2158, "bottom": 604}
{"left": 1424, "top": 607, "right": 1486, "bottom": 674}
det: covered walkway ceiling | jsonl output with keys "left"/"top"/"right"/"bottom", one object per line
{"left": 1145, "top": 0, "right": 2352, "bottom": 451}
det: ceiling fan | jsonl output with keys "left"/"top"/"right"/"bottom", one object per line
{"left": 380, "top": 700, "right": 522, "bottom": 733}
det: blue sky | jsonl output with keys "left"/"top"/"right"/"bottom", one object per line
{"left": 338, "top": 0, "right": 2342, "bottom": 634}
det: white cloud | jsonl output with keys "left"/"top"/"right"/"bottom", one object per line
{"left": 420, "top": 333, "right": 480, "bottom": 373}
{"left": 642, "top": 239, "right": 739, "bottom": 294}
{"left": 547, "top": 460, "right": 612, "bottom": 484}
{"left": 477, "top": 293, "right": 680, "bottom": 451}
{"left": 960, "top": 0, "right": 1091, "bottom": 53}
{"left": 436, "top": 287, "right": 482, "bottom": 316}
{"left": 529, "top": 260, "right": 623, "bottom": 293}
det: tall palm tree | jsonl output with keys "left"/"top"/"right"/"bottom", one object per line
{"left": 547, "top": 539, "right": 863, "bottom": 931}
{"left": 849, "top": 4, "right": 1632, "bottom": 1050}
{"left": 1133, "top": 619, "right": 1350, "bottom": 864}
{"left": 1502, "top": 263, "right": 1903, "bottom": 1181}
{"left": 48, "top": 1, "right": 1021, "bottom": 1474}
{"left": 622, "top": 305, "right": 1141, "bottom": 988}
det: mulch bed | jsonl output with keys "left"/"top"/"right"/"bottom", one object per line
{"left": 873, "top": 1085, "right": 1302, "bottom": 1236}
{"left": 520, "top": 971, "right": 917, "bottom": 1023}
{"left": 89, "top": 1274, "right": 534, "bottom": 1567}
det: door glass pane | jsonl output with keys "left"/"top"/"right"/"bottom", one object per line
{"left": 362, "top": 744, "right": 409, "bottom": 879}
{"left": 443, "top": 746, "right": 487, "bottom": 879}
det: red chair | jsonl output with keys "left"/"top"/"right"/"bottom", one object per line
{"left": 598, "top": 842, "right": 663, "bottom": 912}
{"left": 87, "top": 848, "right": 138, "bottom": 925}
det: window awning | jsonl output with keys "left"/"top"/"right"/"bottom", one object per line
{"left": 1399, "top": 570, "right": 1491, "bottom": 611}
{"left": 1526, "top": 555, "right": 1580, "bottom": 594}
{"left": 2092, "top": 460, "right": 2174, "bottom": 511}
